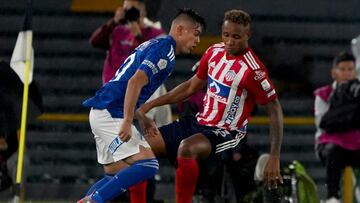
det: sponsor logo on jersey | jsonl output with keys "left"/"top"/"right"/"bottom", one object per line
{"left": 254, "top": 70, "right": 266, "bottom": 81}
{"left": 208, "top": 77, "right": 230, "bottom": 103}
{"left": 142, "top": 60, "right": 158, "bottom": 74}
{"left": 225, "top": 95, "right": 241, "bottom": 124}
{"left": 157, "top": 59, "right": 168, "bottom": 70}
{"left": 225, "top": 70, "right": 236, "bottom": 82}
{"left": 209, "top": 81, "right": 220, "bottom": 94}
{"left": 260, "top": 79, "right": 271, "bottom": 91}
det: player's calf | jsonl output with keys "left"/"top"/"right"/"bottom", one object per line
{"left": 90, "top": 158, "right": 159, "bottom": 203}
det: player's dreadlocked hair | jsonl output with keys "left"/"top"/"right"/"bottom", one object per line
{"left": 223, "top": 10, "right": 251, "bottom": 27}
{"left": 174, "top": 8, "right": 207, "bottom": 31}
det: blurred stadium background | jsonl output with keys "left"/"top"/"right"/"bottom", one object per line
{"left": 1, "top": 0, "right": 360, "bottom": 202}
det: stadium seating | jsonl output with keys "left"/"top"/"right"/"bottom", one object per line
{"left": 1, "top": 0, "right": 360, "bottom": 200}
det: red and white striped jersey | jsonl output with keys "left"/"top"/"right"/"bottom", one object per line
{"left": 196, "top": 43, "right": 277, "bottom": 131}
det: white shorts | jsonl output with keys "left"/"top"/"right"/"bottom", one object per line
{"left": 89, "top": 108, "right": 150, "bottom": 165}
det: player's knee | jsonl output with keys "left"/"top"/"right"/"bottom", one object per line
{"left": 178, "top": 139, "right": 211, "bottom": 159}
{"left": 103, "top": 161, "right": 129, "bottom": 175}
{"left": 177, "top": 139, "right": 195, "bottom": 158}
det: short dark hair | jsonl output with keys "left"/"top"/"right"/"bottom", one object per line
{"left": 174, "top": 8, "right": 207, "bottom": 31}
{"left": 223, "top": 10, "right": 251, "bottom": 27}
{"left": 333, "top": 51, "right": 355, "bottom": 67}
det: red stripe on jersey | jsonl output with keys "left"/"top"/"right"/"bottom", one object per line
{"left": 198, "top": 94, "right": 214, "bottom": 121}
{"left": 236, "top": 96, "right": 254, "bottom": 128}
{"left": 207, "top": 101, "right": 226, "bottom": 126}
{"left": 214, "top": 61, "right": 227, "bottom": 79}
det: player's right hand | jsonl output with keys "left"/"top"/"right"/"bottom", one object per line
{"left": 119, "top": 120, "right": 132, "bottom": 142}
{"left": 263, "top": 155, "right": 283, "bottom": 190}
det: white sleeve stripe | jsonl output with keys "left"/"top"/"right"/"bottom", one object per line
{"left": 167, "top": 46, "right": 174, "bottom": 57}
{"left": 245, "top": 52, "right": 260, "bottom": 70}
{"left": 245, "top": 52, "right": 259, "bottom": 69}
{"left": 244, "top": 54, "right": 258, "bottom": 70}
{"left": 169, "top": 55, "right": 175, "bottom": 61}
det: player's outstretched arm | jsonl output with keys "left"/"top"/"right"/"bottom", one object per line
{"left": 119, "top": 70, "right": 149, "bottom": 142}
{"left": 262, "top": 98, "right": 284, "bottom": 189}
{"left": 138, "top": 75, "right": 206, "bottom": 114}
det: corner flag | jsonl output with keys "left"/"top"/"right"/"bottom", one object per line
{"left": 10, "top": 0, "right": 34, "bottom": 84}
{"left": 11, "top": 0, "right": 34, "bottom": 202}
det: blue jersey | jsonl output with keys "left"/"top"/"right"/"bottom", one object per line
{"left": 83, "top": 35, "right": 176, "bottom": 118}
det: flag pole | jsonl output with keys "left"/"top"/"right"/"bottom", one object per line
{"left": 14, "top": 31, "right": 32, "bottom": 203}
{"left": 14, "top": 0, "right": 33, "bottom": 202}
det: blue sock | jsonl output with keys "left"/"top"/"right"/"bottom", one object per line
{"left": 86, "top": 174, "right": 113, "bottom": 196}
{"left": 92, "top": 158, "right": 159, "bottom": 203}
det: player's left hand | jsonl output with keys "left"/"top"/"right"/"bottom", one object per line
{"left": 263, "top": 155, "right": 283, "bottom": 190}
{"left": 143, "top": 121, "right": 160, "bottom": 138}
{"left": 119, "top": 120, "right": 132, "bottom": 142}
{"left": 135, "top": 110, "right": 159, "bottom": 137}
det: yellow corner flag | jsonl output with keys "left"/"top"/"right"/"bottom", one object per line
{"left": 10, "top": 3, "right": 34, "bottom": 84}
{"left": 11, "top": 0, "right": 33, "bottom": 202}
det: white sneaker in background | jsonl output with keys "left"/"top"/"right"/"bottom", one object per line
{"left": 254, "top": 153, "right": 270, "bottom": 182}
{"left": 325, "top": 197, "right": 340, "bottom": 203}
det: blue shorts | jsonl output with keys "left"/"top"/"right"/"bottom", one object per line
{"left": 158, "top": 115, "right": 247, "bottom": 164}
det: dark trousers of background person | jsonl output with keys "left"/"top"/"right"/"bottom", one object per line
{"left": 194, "top": 158, "right": 224, "bottom": 203}
{"left": 318, "top": 143, "right": 360, "bottom": 199}
{"left": 225, "top": 144, "right": 259, "bottom": 201}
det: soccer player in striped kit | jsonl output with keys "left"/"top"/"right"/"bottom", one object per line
{"left": 78, "top": 8, "right": 206, "bottom": 203}
{"left": 136, "top": 9, "right": 284, "bottom": 203}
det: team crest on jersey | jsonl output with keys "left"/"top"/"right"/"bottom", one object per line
{"left": 254, "top": 70, "right": 266, "bottom": 81}
{"left": 157, "top": 59, "right": 167, "bottom": 70}
{"left": 225, "top": 70, "right": 236, "bottom": 82}
{"left": 208, "top": 77, "right": 230, "bottom": 103}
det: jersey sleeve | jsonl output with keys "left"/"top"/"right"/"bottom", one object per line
{"left": 196, "top": 46, "right": 213, "bottom": 80}
{"left": 138, "top": 42, "right": 174, "bottom": 80}
{"left": 245, "top": 68, "right": 277, "bottom": 105}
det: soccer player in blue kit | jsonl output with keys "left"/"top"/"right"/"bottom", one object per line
{"left": 78, "top": 8, "right": 206, "bottom": 203}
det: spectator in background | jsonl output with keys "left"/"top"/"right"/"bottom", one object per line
{"left": 89, "top": 0, "right": 171, "bottom": 126}
{"left": 89, "top": 0, "right": 164, "bottom": 84}
{"left": 0, "top": 61, "right": 40, "bottom": 196}
{"left": 224, "top": 139, "right": 259, "bottom": 202}
{"left": 0, "top": 92, "right": 18, "bottom": 192}
{"left": 314, "top": 52, "right": 360, "bottom": 203}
